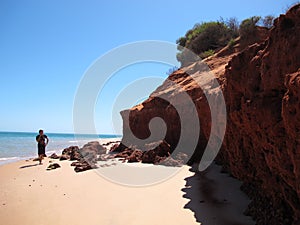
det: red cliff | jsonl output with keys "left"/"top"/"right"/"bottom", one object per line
{"left": 120, "top": 4, "right": 300, "bottom": 225}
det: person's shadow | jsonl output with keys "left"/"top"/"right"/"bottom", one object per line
{"left": 182, "top": 163, "right": 255, "bottom": 225}
{"left": 19, "top": 164, "right": 40, "bottom": 169}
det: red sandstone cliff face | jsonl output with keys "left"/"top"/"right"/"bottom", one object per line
{"left": 220, "top": 5, "right": 300, "bottom": 224}
{"left": 120, "top": 5, "right": 300, "bottom": 225}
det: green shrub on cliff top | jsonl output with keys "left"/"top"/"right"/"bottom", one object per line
{"left": 176, "top": 19, "right": 238, "bottom": 65}
{"left": 183, "top": 22, "right": 232, "bottom": 54}
{"left": 176, "top": 15, "right": 275, "bottom": 66}
{"left": 239, "top": 16, "right": 261, "bottom": 37}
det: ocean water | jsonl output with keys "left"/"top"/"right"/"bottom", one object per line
{"left": 0, "top": 131, "right": 121, "bottom": 166}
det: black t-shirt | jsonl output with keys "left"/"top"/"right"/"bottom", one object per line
{"left": 36, "top": 134, "right": 48, "bottom": 145}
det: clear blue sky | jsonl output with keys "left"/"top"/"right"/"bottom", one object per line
{"left": 0, "top": 0, "right": 297, "bottom": 134}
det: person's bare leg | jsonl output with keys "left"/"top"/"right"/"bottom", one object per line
{"left": 39, "top": 155, "right": 43, "bottom": 165}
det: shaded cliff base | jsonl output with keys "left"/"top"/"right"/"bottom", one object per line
{"left": 183, "top": 163, "right": 255, "bottom": 225}
{"left": 240, "top": 181, "right": 293, "bottom": 225}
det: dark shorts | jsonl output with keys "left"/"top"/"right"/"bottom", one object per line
{"left": 38, "top": 144, "right": 46, "bottom": 156}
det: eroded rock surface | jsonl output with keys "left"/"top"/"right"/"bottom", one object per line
{"left": 119, "top": 5, "right": 300, "bottom": 225}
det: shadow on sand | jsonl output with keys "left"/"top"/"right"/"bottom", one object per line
{"left": 182, "top": 163, "right": 255, "bottom": 225}
{"left": 19, "top": 164, "right": 40, "bottom": 169}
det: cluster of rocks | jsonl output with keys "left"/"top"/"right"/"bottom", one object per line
{"left": 50, "top": 141, "right": 107, "bottom": 172}
{"left": 111, "top": 140, "right": 188, "bottom": 167}
{"left": 48, "top": 140, "right": 188, "bottom": 172}
{"left": 102, "top": 140, "right": 120, "bottom": 146}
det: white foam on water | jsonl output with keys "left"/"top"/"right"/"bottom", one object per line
{"left": 0, "top": 156, "right": 19, "bottom": 161}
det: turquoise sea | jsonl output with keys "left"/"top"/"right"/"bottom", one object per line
{"left": 0, "top": 131, "right": 121, "bottom": 165}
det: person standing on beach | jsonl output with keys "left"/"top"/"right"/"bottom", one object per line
{"left": 36, "top": 129, "right": 49, "bottom": 164}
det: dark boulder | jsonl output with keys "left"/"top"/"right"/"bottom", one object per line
{"left": 81, "top": 141, "right": 106, "bottom": 155}
{"left": 114, "top": 148, "right": 134, "bottom": 159}
{"left": 49, "top": 153, "right": 59, "bottom": 159}
{"left": 74, "top": 161, "right": 97, "bottom": 172}
{"left": 62, "top": 146, "right": 79, "bottom": 156}
{"left": 46, "top": 163, "right": 61, "bottom": 170}
{"left": 141, "top": 140, "right": 171, "bottom": 164}
{"left": 110, "top": 143, "right": 127, "bottom": 152}
{"left": 127, "top": 150, "right": 143, "bottom": 163}
{"left": 59, "top": 155, "right": 69, "bottom": 161}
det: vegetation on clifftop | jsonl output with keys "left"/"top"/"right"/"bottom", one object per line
{"left": 176, "top": 15, "right": 275, "bottom": 65}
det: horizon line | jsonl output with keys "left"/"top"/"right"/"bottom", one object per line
{"left": 0, "top": 130, "right": 122, "bottom": 136}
